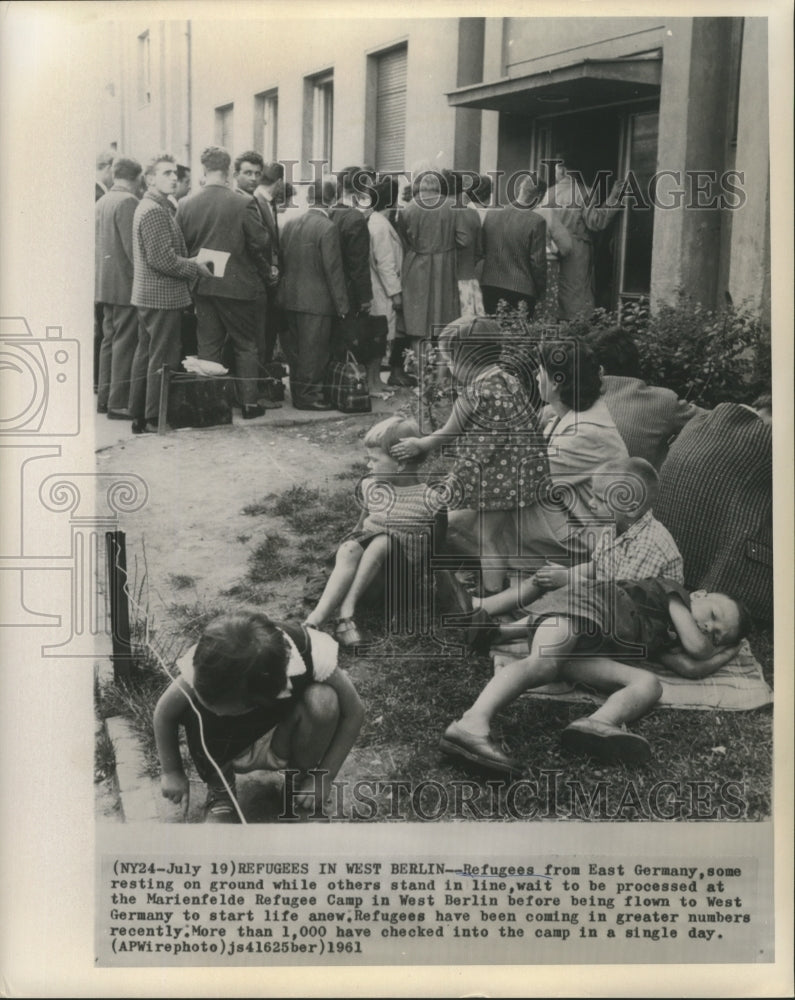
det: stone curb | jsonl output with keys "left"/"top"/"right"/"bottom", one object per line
{"left": 104, "top": 716, "right": 162, "bottom": 823}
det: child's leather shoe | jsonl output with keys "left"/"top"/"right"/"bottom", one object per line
{"left": 560, "top": 717, "right": 651, "bottom": 764}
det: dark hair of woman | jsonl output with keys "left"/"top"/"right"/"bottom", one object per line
{"left": 371, "top": 176, "right": 399, "bottom": 213}
{"left": 538, "top": 339, "right": 602, "bottom": 411}
{"left": 588, "top": 327, "right": 642, "bottom": 379}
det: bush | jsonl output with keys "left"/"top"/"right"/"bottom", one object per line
{"left": 625, "top": 295, "right": 770, "bottom": 408}
{"left": 484, "top": 294, "right": 770, "bottom": 409}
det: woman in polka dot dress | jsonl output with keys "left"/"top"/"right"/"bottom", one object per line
{"left": 390, "top": 316, "right": 549, "bottom": 593}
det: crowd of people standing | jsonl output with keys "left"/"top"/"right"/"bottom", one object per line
{"left": 94, "top": 147, "right": 627, "bottom": 430}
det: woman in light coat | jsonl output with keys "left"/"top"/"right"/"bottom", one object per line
{"left": 367, "top": 177, "right": 410, "bottom": 388}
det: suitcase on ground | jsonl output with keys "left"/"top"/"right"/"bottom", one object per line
{"left": 324, "top": 351, "right": 372, "bottom": 413}
{"left": 166, "top": 372, "right": 235, "bottom": 428}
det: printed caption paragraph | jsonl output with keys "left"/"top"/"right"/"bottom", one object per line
{"left": 97, "top": 855, "right": 768, "bottom": 966}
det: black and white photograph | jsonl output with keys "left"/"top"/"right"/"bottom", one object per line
{"left": 0, "top": 1, "right": 792, "bottom": 996}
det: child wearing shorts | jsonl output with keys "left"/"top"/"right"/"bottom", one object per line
{"left": 472, "top": 456, "right": 684, "bottom": 631}
{"left": 305, "top": 416, "right": 447, "bottom": 647}
{"left": 441, "top": 577, "right": 751, "bottom": 772}
{"left": 154, "top": 611, "right": 364, "bottom": 822}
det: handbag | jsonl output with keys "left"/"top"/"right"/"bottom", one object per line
{"left": 324, "top": 350, "right": 372, "bottom": 413}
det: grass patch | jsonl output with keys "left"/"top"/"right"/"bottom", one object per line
{"left": 167, "top": 599, "right": 224, "bottom": 640}
{"left": 96, "top": 653, "right": 173, "bottom": 779}
{"left": 247, "top": 532, "right": 293, "bottom": 580}
{"left": 242, "top": 495, "right": 276, "bottom": 517}
{"left": 95, "top": 724, "right": 117, "bottom": 783}
{"left": 342, "top": 627, "right": 773, "bottom": 821}
{"left": 168, "top": 573, "right": 196, "bottom": 590}
{"left": 96, "top": 472, "right": 774, "bottom": 823}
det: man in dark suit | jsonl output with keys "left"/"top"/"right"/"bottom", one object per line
{"left": 95, "top": 156, "right": 142, "bottom": 418}
{"left": 329, "top": 167, "right": 373, "bottom": 359}
{"left": 589, "top": 328, "right": 704, "bottom": 470}
{"left": 280, "top": 179, "right": 349, "bottom": 410}
{"left": 253, "top": 161, "right": 285, "bottom": 368}
{"left": 177, "top": 146, "right": 274, "bottom": 419}
{"left": 480, "top": 176, "right": 554, "bottom": 316}
{"left": 233, "top": 150, "right": 263, "bottom": 196}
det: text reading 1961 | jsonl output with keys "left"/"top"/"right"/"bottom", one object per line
{"left": 97, "top": 855, "right": 764, "bottom": 966}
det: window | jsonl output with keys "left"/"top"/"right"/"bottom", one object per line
{"left": 215, "top": 103, "right": 234, "bottom": 150}
{"left": 312, "top": 72, "right": 334, "bottom": 169}
{"left": 137, "top": 30, "right": 151, "bottom": 106}
{"left": 254, "top": 89, "right": 278, "bottom": 161}
{"left": 373, "top": 46, "right": 407, "bottom": 172}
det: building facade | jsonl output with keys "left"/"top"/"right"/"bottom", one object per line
{"left": 97, "top": 15, "right": 770, "bottom": 318}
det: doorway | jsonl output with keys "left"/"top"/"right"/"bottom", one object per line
{"left": 524, "top": 106, "right": 659, "bottom": 310}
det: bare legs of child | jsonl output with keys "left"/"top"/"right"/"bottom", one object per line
{"left": 446, "top": 509, "right": 511, "bottom": 593}
{"left": 559, "top": 656, "right": 662, "bottom": 763}
{"left": 441, "top": 618, "right": 662, "bottom": 774}
{"left": 473, "top": 574, "right": 544, "bottom": 616}
{"left": 203, "top": 685, "right": 341, "bottom": 823}
{"left": 270, "top": 684, "right": 341, "bottom": 813}
{"left": 305, "top": 536, "right": 390, "bottom": 646}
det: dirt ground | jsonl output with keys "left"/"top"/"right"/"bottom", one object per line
{"left": 95, "top": 394, "right": 410, "bottom": 636}
{"left": 95, "top": 394, "right": 417, "bottom": 821}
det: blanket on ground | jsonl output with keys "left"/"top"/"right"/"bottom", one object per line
{"left": 491, "top": 637, "right": 772, "bottom": 711}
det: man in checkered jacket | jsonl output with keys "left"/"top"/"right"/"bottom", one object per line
{"left": 129, "top": 153, "right": 211, "bottom": 433}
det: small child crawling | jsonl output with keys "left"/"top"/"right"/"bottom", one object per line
{"left": 441, "top": 576, "right": 751, "bottom": 772}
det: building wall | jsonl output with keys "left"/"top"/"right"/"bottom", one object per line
{"left": 728, "top": 18, "right": 771, "bottom": 321}
{"left": 187, "top": 17, "right": 460, "bottom": 181}
{"left": 97, "top": 15, "right": 770, "bottom": 317}
{"left": 502, "top": 16, "right": 667, "bottom": 76}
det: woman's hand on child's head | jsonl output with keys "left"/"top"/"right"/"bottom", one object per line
{"left": 390, "top": 437, "right": 422, "bottom": 461}
{"left": 534, "top": 564, "right": 568, "bottom": 590}
{"left": 161, "top": 769, "right": 189, "bottom": 803}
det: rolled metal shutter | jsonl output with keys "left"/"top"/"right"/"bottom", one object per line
{"left": 376, "top": 47, "right": 407, "bottom": 172}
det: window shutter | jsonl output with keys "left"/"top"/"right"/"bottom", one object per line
{"left": 376, "top": 47, "right": 407, "bottom": 172}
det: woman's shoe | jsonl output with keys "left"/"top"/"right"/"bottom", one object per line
{"left": 387, "top": 370, "right": 417, "bottom": 388}
{"left": 335, "top": 617, "right": 363, "bottom": 648}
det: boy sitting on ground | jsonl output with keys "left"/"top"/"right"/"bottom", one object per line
{"left": 441, "top": 577, "right": 751, "bottom": 772}
{"left": 304, "top": 416, "right": 447, "bottom": 647}
{"left": 469, "top": 457, "right": 683, "bottom": 647}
